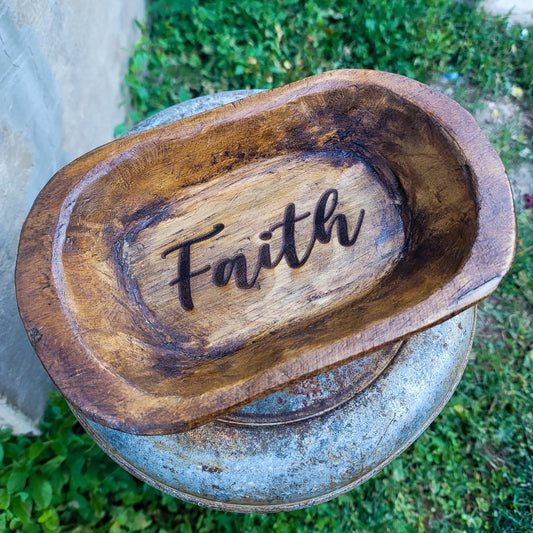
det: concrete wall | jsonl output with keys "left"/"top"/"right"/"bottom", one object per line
{"left": 481, "top": 0, "right": 532, "bottom": 25}
{"left": 0, "top": 0, "right": 145, "bottom": 433}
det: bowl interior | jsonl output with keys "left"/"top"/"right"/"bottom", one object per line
{"left": 55, "top": 83, "right": 476, "bottom": 396}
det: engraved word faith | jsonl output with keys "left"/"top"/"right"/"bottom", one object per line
{"left": 161, "top": 188, "right": 365, "bottom": 311}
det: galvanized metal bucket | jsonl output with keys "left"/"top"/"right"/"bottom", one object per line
{"left": 71, "top": 92, "right": 476, "bottom": 513}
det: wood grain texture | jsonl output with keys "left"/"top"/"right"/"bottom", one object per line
{"left": 15, "top": 70, "right": 516, "bottom": 435}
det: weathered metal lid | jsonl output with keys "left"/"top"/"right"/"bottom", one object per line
{"left": 74, "top": 308, "right": 475, "bottom": 512}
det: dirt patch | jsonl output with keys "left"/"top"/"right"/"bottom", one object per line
{"left": 434, "top": 76, "right": 532, "bottom": 211}
{"left": 473, "top": 97, "right": 533, "bottom": 210}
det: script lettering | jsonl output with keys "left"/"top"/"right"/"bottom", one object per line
{"left": 161, "top": 189, "right": 365, "bottom": 311}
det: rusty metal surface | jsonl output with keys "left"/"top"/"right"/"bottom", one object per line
{"left": 73, "top": 94, "right": 476, "bottom": 512}
{"left": 220, "top": 342, "right": 400, "bottom": 426}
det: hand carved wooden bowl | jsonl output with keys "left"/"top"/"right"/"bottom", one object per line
{"left": 16, "top": 70, "right": 515, "bottom": 435}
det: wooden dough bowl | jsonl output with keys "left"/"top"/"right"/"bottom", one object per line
{"left": 16, "top": 70, "right": 515, "bottom": 435}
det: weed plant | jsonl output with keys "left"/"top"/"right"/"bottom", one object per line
{"left": 1, "top": 0, "right": 532, "bottom": 531}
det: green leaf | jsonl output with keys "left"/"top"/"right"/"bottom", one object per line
{"left": 131, "top": 510, "right": 152, "bottom": 530}
{"left": 89, "top": 491, "right": 106, "bottom": 517}
{"left": 0, "top": 442, "right": 4, "bottom": 465}
{"left": 28, "top": 441, "right": 45, "bottom": 460}
{"left": 29, "top": 474, "right": 53, "bottom": 510}
{"left": 364, "top": 18, "right": 376, "bottom": 32}
{"left": 11, "top": 492, "right": 32, "bottom": 526}
{"left": 0, "top": 488, "right": 10, "bottom": 510}
{"left": 50, "top": 441, "right": 68, "bottom": 458}
{"left": 9, "top": 516, "right": 22, "bottom": 530}
{"left": 137, "top": 86, "right": 149, "bottom": 103}
{"left": 38, "top": 507, "right": 60, "bottom": 533}
{"left": 114, "top": 122, "right": 128, "bottom": 138}
{"left": 178, "top": 86, "right": 191, "bottom": 102}
{"left": 40, "top": 455, "right": 65, "bottom": 476}
{"left": 7, "top": 468, "right": 28, "bottom": 494}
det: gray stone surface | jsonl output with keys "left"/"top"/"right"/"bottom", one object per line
{"left": 0, "top": 0, "right": 145, "bottom": 433}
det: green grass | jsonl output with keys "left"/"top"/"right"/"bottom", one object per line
{"left": 115, "top": 0, "right": 532, "bottom": 134}
{"left": 2, "top": 0, "right": 533, "bottom": 530}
